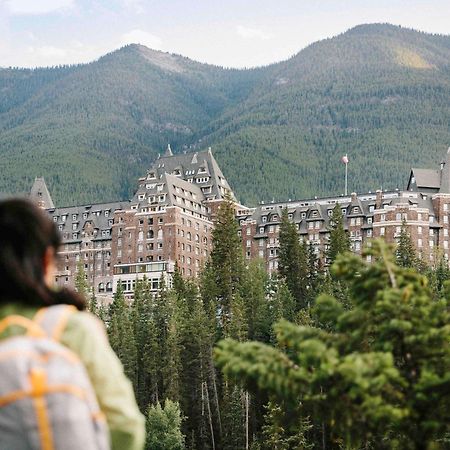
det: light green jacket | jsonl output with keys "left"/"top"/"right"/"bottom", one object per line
{"left": 0, "top": 303, "right": 146, "bottom": 450}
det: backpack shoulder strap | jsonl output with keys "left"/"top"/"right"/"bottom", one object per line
{"left": 33, "top": 305, "right": 77, "bottom": 341}
{"left": 0, "top": 315, "right": 46, "bottom": 338}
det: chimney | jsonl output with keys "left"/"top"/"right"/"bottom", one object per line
{"left": 351, "top": 192, "right": 357, "bottom": 202}
{"left": 376, "top": 189, "right": 383, "bottom": 209}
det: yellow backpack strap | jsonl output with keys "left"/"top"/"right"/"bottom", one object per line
{"left": 33, "top": 305, "right": 77, "bottom": 341}
{"left": 0, "top": 315, "right": 46, "bottom": 338}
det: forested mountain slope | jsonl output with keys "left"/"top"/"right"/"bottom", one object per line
{"left": 0, "top": 45, "right": 263, "bottom": 204}
{"left": 1, "top": 24, "right": 450, "bottom": 206}
{"left": 203, "top": 24, "right": 450, "bottom": 204}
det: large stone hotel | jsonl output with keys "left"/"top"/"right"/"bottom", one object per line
{"left": 29, "top": 146, "right": 450, "bottom": 300}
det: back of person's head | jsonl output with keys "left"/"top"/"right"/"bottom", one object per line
{"left": 0, "top": 198, "right": 85, "bottom": 310}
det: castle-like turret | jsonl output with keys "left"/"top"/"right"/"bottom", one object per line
{"left": 30, "top": 177, "right": 54, "bottom": 209}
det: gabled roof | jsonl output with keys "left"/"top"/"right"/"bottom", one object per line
{"left": 407, "top": 168, "right": 441, "bottom": 190}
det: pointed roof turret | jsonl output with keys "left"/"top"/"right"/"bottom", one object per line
{"left": 30, "top": 177, "right": 55, "bottom": 209}
{"left": 439, "top": 146, "right": 450, "bottom": 193}
{"left": 164, "top": 144, "right": 173, "bottom": 157}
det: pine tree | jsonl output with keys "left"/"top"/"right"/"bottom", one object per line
{"left": 242, "top": 259, "right": 270, "bottom": 341}
{"left": 146, "top": 400, "right": 185, "bottom": 450}
{"left": 88, "top": 287, "right": 98, "bottom": 314}
{"left": 216, "top": 241, "right": 450, "bottom": 448}
{"left": 278, "top": 208, "right": 309, "bottom": 310}
{"left": 396, "top": 219, "right": 417, "bottom": 268}
{"left": 108, "top": 283, "right": 137, "bottom": 384}
{"left": 204, "top": 196, "right": 245, "bottom": 335}
{"left": 326, "top": 204, "right": 350, "bottom": 266}
{"left": 74, "top": 261, "right": 89, "bottom": 300}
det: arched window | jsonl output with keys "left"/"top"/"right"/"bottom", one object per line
{"left": 98, "top": 283, "right": 105, "bottom": 293}
{"left": 147, "top": 230, "right": 154, "bottom": 239}
{"left": 138, "top": 231, "right": 144, "bottom": 241}
{"left": 106, "top": 282, "right": 112, "bottom": 292}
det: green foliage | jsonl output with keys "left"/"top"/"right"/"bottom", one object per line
{"left": 396, "top": 219, "right": 417, "bottom": 268}
{"left": 260, "top": 401, "right": 313, "bottom": 450}
{"left": 278, "top": 209, "right": 309, "bottom": 310}
{"left": 74, "top": 261, "right": 89, "bottom": 300}
{"left": 215, "top": 240, "right": 450, "bottom": 448}
{"left": 326, "top": 204, "right": 350, "bottom": 266}
{"left": 3, "top": 25, "right": 450, "bottom": 206}
{"left": 108, "top": 283, "right": 137, "bottom": 381}
{"left": 205, "top": 196, "right": 246, "bottom": 335}
{"left": 146, "top": 400, "right": 185, "bottom": 450}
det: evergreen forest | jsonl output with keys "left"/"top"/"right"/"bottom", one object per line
{"left": 80, "top": 200, "right": 450, "bottom": 449}
{"left": 2, "top": 23, "right": 450, "bottom": 206}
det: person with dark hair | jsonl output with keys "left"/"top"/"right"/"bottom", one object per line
{"left": 0, "top": 199, "right": 145, "bottom": 450}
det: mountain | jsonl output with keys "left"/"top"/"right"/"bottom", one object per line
{"left": 1, "top": 24, "right": 450, "bottom": 206}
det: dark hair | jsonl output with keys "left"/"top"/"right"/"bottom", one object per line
{"left": 0, "top": 198, "right": 85, "bottom": 310}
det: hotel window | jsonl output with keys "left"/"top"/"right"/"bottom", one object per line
{"left": 396, "top": 213, "right": 401, "bottom": 221}
{"left": 444, "top": 241, "right": 448, "bottom": 249}
{"left": 380, "top": 227, "right": 385, "bottom": 236}
{"left": 418, "top": 239, "right": 422, "bottom": 248}
{"left": 444, "top": 204, "right": 449, "bottom": 212}
{"left": 418, "top": 226, "right": 422, "bottom": 235}
{"left": 444, "top": 216, "right": 449, "bottom": 224}
{"left": 418, "top": 213, "right": 422, "bottom": 221}
{"left": 381, "top": 214, "right": 386, "bottom": 222}
{"left": 445, "top": 229, "right": 449, "bottom": 237}
{"left": 366, "top": 229, "right": 372, "bottom": 237}
{"left": 429, "top": 240, "right": 434, "bottom": 248}
{"left": 367, "top": 217, "right": 372, "bottom": 224}
{"left": 246, "top": 240, "right": 251, "bottom": 247}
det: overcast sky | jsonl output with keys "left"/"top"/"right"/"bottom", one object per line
{"left": 1, "top": 0, "right": 450, "bottom": 69}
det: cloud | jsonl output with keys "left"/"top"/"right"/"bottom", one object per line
{"left": 28, "top": 45, "right": 68, "bottom": 59}
{"left": 120, "top": 0, "right": 145, "bottom": 14}
{"left": 119, "top": 29, "right": 163, "bottom": 50}
{"left": 236, "top": 25, "right": 273, "bottom": 41}
{"left": 3, "top": 0, "right": 75, "bottom": 15}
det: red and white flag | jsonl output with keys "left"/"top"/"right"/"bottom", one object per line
{"left": 341, "top": 154, "right": 349, "bottom": 164}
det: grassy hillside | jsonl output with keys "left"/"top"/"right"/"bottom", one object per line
{"left": 1, "top": 24, "right": 450, "bottom": 206}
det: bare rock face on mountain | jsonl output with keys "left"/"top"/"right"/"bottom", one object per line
{"left": 1, "top": 24, "right": 450, "bottom": 206}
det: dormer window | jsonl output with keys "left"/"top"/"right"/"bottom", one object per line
{"left": 147, "top": 172, "right": 156, "bottom": 180}
{"left": 198, "top": 167, "right": 206, "bottom": 173}
{"left": 352, "top": 207, "right": 359, "bottom": 214}
{"left": 53, "top": 216, "right": 58, "bottom": 222}
{"left": 72, "top": 214, "right": 77, "bottom": 221}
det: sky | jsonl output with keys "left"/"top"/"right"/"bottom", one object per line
{"left": 1, "top": 0, "right": 450, "bottom": 69}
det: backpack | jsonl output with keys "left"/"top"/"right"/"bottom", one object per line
{"left": 0, "top": 304, "right": 110, "bottom": 450}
